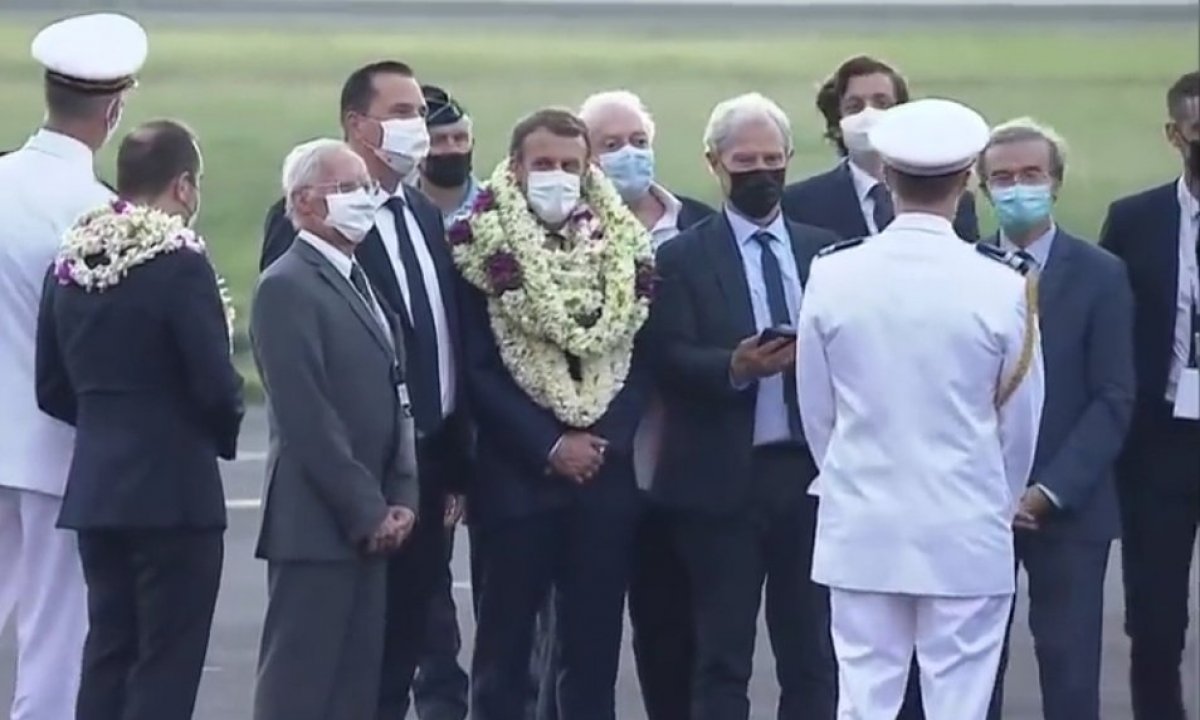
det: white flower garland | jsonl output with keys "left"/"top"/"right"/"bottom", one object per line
{"left": 54, "top": 200, "right": 237, "bottom": 347}
{"left": 449, "top": 160, "right": 655, "bottom": 427}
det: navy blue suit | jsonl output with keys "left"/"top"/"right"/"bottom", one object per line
{"left": 464, "top": 268, "right": 650, "bottom": 719}
{"left": 782, "top": 161, "right": 980, "bottom": 242}
{"left": 36, "top": 246, "right": 244, "bottom": 720}
{"left": 1100, "top": 181, "right": 1200, "bottom": 720}
{"left": 648, "top": 212, "right": 838, "bottom": 720}
{"left": 985, "top": 228, "right": 1135, "bottom": 720}
{"left": 260, "top": 191, "right": 473, "bottom": 719}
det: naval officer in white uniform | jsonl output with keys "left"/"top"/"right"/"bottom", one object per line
{"left": 0, "top": 13, "right": 147, "bottom": 720}
{"left": 794, "top": 98, "right": 1045, "bottom": 720}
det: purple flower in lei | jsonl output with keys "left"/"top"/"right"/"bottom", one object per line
{"left": 485, "top": 251, "right": 523, "bottom": 295}
{"left": 111, "top": 198, "right": 132, "bottom": 215}
{"left": 447, "top": 219, "right": 473, "bottom": 247}
{"left": 53, "top": 258, "right": 74, "bottom": 286}
{"left": 634, "top": 258, "right": 658, "bottom": 301}
{"left": 471, "top": 188, "right": 496, "bottom": 213}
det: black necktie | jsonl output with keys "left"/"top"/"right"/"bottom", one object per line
{"left": 1190, "top": 219, "right": 1199, "bottom": 367}
{"left": 385, "top": 196, "right": 443, "bottom": 432}
{"left": 753, "top": 231, "right": 804, "bottom": 442}
{"left": 349, "top": 263, "right": 380, "bottom": 318}
{"left": 868, "top": 183, "right": 895, "bottom": 233}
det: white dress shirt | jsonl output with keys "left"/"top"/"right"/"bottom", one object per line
{"left": 375, "top": 185, "right": 456, "bottom": 417}
{"left": 1168, "top": 176, "right": 1199, "bottom": 402}
{"left": 848, "top": 159, "right": 886, "bottom": 235}
{"left": 646, "top": 184, "right": 684, "bottom": 251}
{"left": 796, "top": 213, "right": 1045, "bottom": 598}
{"left": 0, "top": 130, "right": 112, "bottom": 496}
{"left": 297, "top": 230, "right": 390, "bottom": 341}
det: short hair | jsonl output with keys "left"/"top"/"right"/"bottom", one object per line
{"left": 115, "top": 120, "right": 200, "bottom": 198}
{"left": 887, "top": 169, "right": 967, "bottom": 207}
{"left": 339, "top": 60, "right": 415, "bottom": 119}
{"left": 1167, "top": 71, "right": 1200, "bottom": 120}
{"left": 44, "top": 82, "right": 112, "bottom": 122}
{"left": 578, "top": 90, "right": 657, "bottom": 142}
{"left": 703, "top": 92, "right": 793, "bottom": 155}
{"left": 508, "top": 108, "right": 590, "bottom": 157}
{"left": 281, "top": 138, "right": 355, "bottom": 222}
{"left": 820, "top": 55, "right": 910, "bottom": 151}
{"left": 977, "top": 117, "right": 1069, "bottom": 183}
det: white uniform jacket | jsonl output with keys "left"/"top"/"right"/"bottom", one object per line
{"left": 0, "top": 130, "right": 112, "bottom": 496}
{"left": 795, "top": 212, "right": 1044, "bottom": 598}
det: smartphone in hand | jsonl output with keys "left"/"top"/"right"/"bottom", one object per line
{"left": 758, "top": 325, "right": 797, "bottom": 346}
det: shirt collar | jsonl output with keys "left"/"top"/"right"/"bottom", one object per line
{"left": 724, "top": 204, "right": 789, "bottom": 246}
{"left": 298, "top": 229, "right": 355, "bottom": 279}
{"left": 23, "top": 128, "right": 95, "bottom": 169}
{"left": 449, "top": 176, "right": 482, "bottom": 222}
{"left": 1000, "top": 222, "right": 1057, "bottom": 269}
{"left": 648, "top": 183, "right": 683, "bottom": 234}
{"left": 846, "top": 158, "right": 882, "bottom": 202}
{"left": 882, "top": 212, "right": 957, "bottom": 237}
{"left": 1177, "top": 175, "right": 1200, "bottom": 221}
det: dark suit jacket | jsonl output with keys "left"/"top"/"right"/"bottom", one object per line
{"left": 990, "top": 229, "right": 1134, "bottom": 541}
{"left": 648, "top": 212, "right": 838, "bottom": 515}
{"left": 261, "top": 190, "right": 472, "bottom": 498}
{"left": 1099, "top": 182, "right": 1187, "bottom": 412}
{"left": 782, "top": 162, "right": 980, "bottom": 242}
{"left": 676, "top": 194, "right": 716, "bottom": 232}
{"left": 36, "top": 249, "right": 244, "bottom": 530}
{"left": 251, "top": 238, "right": 419, "bottom": 560}
{"left": 460, "top": 280, "right": 651, "bottom": 525}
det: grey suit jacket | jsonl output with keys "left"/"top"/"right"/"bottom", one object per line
{"left": 250, "top": 238, "right": 419, "bottom": 561}
{"left": 993, "top": 229, "right": 1135, "bottom": 541}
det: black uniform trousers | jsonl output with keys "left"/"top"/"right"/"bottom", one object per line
{"left": 471, "top": 502, "right": 638, "bottom": 720}
{"left": 75, "top": 529, "right": 223, "bottom": 720}
{"left": 379, "top": 432, "right": 454, "bottom": 719}
{"left": 411, "top": 528, "right": 470, "bottom": 720}
{"left": 1118, "top": 408, "right": 1200, "bottom": 720}
{"left": 675, "top": 445, "right": 836, "bottom": 720}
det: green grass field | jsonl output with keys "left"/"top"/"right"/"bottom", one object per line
{"left": 0, "top": 19, "right": 1193, "bottom": 390}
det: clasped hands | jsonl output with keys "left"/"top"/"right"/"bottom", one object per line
{"left": 1013, "top": 485, "right": 1054, "bottom": 531}
{"left": 549, "top": 432, "right": 609, "bottom": 485}
{"left": 731, "top": 334, "right": 796, "bottom": 386}
{"left": 366, "top": 506, "right": 416, "bottom": 554}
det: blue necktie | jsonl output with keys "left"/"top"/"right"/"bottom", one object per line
{"left": 753, "top": 231, "right": 804, "bottom": 441}
{"left": 385, "top": 196, "right": 442, "bottom": 432}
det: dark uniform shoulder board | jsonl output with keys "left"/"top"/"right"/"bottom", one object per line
{"left": 974, "top": 243, "right": 1031, "bottom": 276}
{"left": 817, "top": 237, "right": 866, "bottom": 258}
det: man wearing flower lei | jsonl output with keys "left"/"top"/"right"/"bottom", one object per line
{"left": 450, "top": 108, "right": 653, "bottom": 720}
{"left": 0, "top": 12, "right": 146, "bottom": 720}
{"left": 36, "top": 120, "right": 244, "bottom": 719}
{"left": 647, "top": 93, "right": 842, "bottom": 720}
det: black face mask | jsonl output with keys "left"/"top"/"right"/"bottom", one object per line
{"left": 726, "top": 168, "right": 786, "bottom": 220}
{"left": 423, "top": 151, "right": 473, "bottom": 189}
{"left": 1187, "top": 139, "right": 1200, "bottom": 181}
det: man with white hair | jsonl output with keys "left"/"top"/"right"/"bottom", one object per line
{"left": 0, "top": 13, "right": 145, "bottom": 720}
{"left": 795, "top": 99, "right": 1045, "bottom": 720}
{"left": 251, "top": 139, "right": 421, "bottom": 720}
{"left": 978, "top": 118, "right": 1135, "bottom": 720}
{"left": 648, "top": 92, "right": 839, "bottom": 720}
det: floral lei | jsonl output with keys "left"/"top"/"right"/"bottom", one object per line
{"left": 54, "top": 199, "right": 237, "bottom": 348}
{"left": 448, "top": 160, "right": 656, "bottom": 427}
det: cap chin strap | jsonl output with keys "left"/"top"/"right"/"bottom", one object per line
{"left": 995, "top": 273, "right": 1039, "bottom": 408}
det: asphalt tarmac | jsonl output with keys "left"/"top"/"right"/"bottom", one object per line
{"left": 2, "top": 404, "right": 1198, "bottom": 719}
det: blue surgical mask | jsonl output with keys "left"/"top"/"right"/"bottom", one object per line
{"left": 599, "top": 146, "right": 655, "bottom": 201}
{"left": 991, "top": 183, "right": 1054, "bottom": 233}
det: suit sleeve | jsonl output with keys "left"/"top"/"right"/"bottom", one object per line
{"left": 648, "top": 243, "right": 748, "bottom": 402}
{"left": 1035, "top": 259, "right": 1135, "bottom": 509}
{"left": 955, "top": 191, "right": 981, "bottom": 242}
{"left": 590, "top": 331, "right": 652, "bottom": 456}
{"left": 34, "top": 271, "right": 77, "bottom": 426}
{"left": 460, "top": 281, "right": 564, "bottom": 471}
{"left": 795, "top": 263, "right": 835, "bottom": 469}
{"left": 1097, "top": 202, "right": 1123, "bottom": 257}
{"left": 168, "top": 252, "right": 245, "bottom": 461}
{"left": 259, "top": 200, "right": 295, "bottom": 271}
{"left": 997, "top": 283, "right": 1046, "bottom": 502}
{"left": 251, "top": 275, "right": 389, "bottom": 544}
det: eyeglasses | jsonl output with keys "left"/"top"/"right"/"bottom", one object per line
{"left": 310, "top": 180, "right": 382, "bottom": 196}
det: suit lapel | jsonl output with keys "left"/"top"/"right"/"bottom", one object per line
{"left": 296, "top": 240, "right": 395, "bottom": 358}
{"left": 705, "top": 216, "right": 757, "bottom": 337}
{"left": 785, "top": 222, "right": 819, "bottom": 287}
{"left": 834, "top": 163, "right": 871, "bottom": 239}
{"left": 356, "top": 227, "right": 413, "bottom": 332}
{"left": 1036, "top": 229, "right": 1073, "bottom": 313}
{"left": 410, "top": 200, "right": 463, "bottom": 350}
{"left": 1151, "top": 189, "right": 1182, "bottom": 323}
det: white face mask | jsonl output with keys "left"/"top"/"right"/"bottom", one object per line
{"left": 374, "top": 117, "right": 430, "bottom": 177}
{"left": 525, "top": 170, "right": 582, "bottom": 225}
{"left": 324, "top": 188, "right": 378, "bottom": 245}
{"left": 839, "top": 106, "right": 886, "bottom": 156}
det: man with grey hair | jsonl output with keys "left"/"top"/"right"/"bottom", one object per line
{"left": 648, "top": 92, "right": 839, "bottom": 720}
{"left": 976, "top": 117, "right": 1135, "bottom": 720}
{"left": 251, "top": 138, "right": 420, "bottom": 720}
